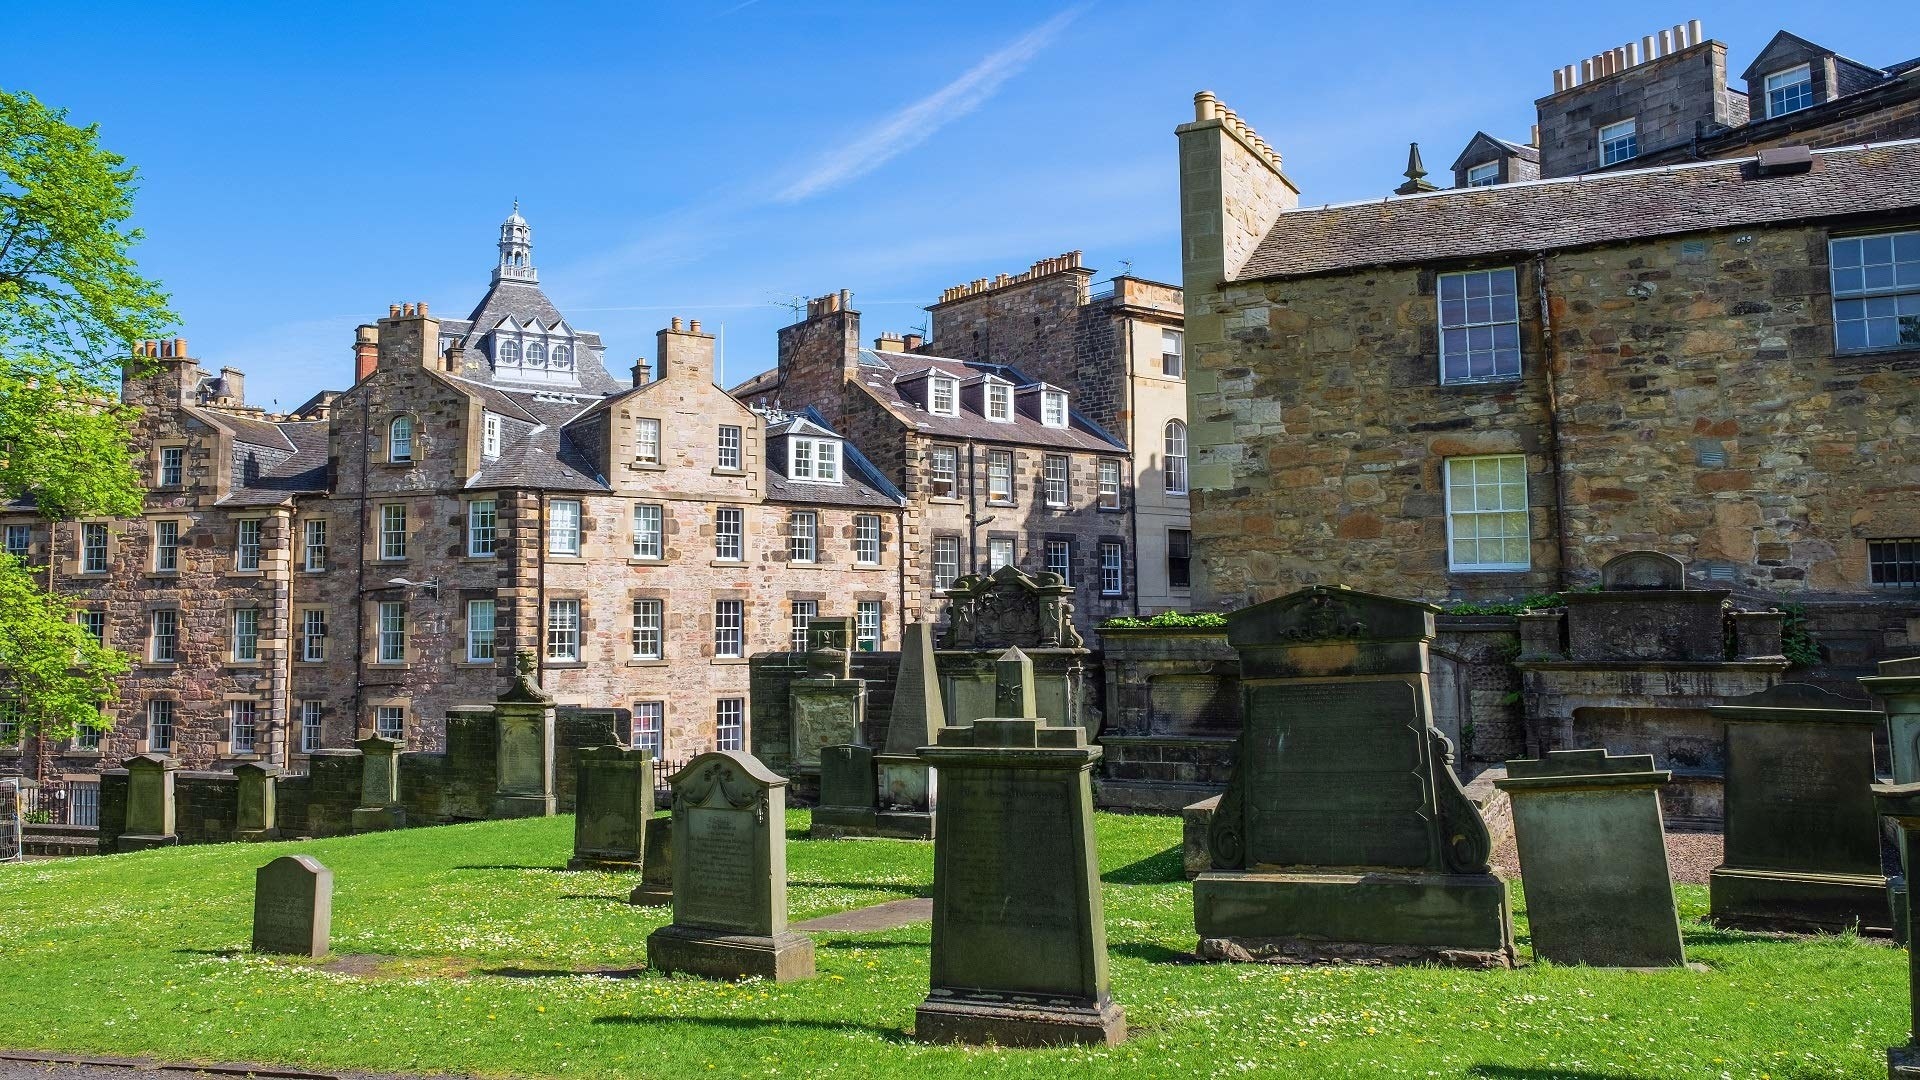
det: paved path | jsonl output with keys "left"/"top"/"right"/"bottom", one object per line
{"left": 0, "top": 1053, "right": 470, "bottom": 1080}
{"left": 793, "top": 897, "right": 932, "bottom": 932}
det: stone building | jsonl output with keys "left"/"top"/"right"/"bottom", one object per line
{"left": 1, "top": 209, "right": 906, "bottom": 788}
{"left": 731, "top": 254, "right": 1190, "bottom": 637}
{"left": 1176, "top": 31, "right": 1920, "bottom": 680}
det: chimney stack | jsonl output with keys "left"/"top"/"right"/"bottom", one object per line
{"left": 631, "top": 357, "right": 652, "bottom": 387}
{"left": 903, "top": 332, "right": 924, "bottom": 351}
{"left": 658, "top": 317, "right": 716, "bottom": 386}
{"left": 354, "top": 325, "right": 380, "bottom": 383}
{"left": 218, "top": 367, "right": 245, "bottom": 405}
{"left": 373, "top": 302, "right": 437, "bottom": 375}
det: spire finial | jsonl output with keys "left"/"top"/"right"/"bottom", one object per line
{"left": 1394, "top": 142, "right": 1438, "bottom": 196}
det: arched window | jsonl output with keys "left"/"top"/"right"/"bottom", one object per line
{"left": 389, "top": 415, "right": 415, "bottom": 464}
{"left": 1164, "top": 420, "right": 1188, "bottom": 496}
{"left": 526, "top": 341, "right": 548, "bottom": 366}
{"left": 551, "top": 344, "right": 572, "bottom": 369}
{"left": 499, "top": 339, "right": 520, "bottom": 365}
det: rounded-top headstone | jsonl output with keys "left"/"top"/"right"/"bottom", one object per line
{"left": 252, "top": 855, "right": 332, "bottom": 957}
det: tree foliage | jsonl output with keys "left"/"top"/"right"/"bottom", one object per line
{"left": 0, "top": 554, "right": 128, "bottom": 745}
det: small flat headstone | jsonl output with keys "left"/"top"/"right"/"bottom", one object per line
{"left": 252, "top": 855, "right": 332, "bottom": 957}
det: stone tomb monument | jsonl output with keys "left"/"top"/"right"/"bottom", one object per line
{"left": 810, "top": 744, "right": 879, "bottom": 838}
{"left": 1495, "top": 749, "right": 1685, "bottom": 967}
{"left": 874, "top": 621, "right": 946, "bottom": 839}
{"left": 628, "top": 815, "right": 674, "bottom": 906}
{"left": 117, "top": 753, "right": 181, "bottom": 852}
{"left": 940, "top": 566, "right": 1096, "bottom": 739}
{"left": 570, "top": 746, "right": 655, "bottom": 871}
{"left": 646, "top": 751, "right": 814, "bottom": 981}
{"left": 0, "top": 778, "right": 19, "bottom": 863}
{"left": 1873, "top": 782, "right": 1920, "bottom": 1079}
{"left": 1864, "top": 656, "right": 1920, "bottom": 939}
{"left": 351, "top": 736, "right": 405, "bottom": 833}
{"left": 789, "top": 618, "right": 866, "bottom": 771}
{"left": 252, "top": 855, "right": 332, "bottom": 957}
{"left": 493, "top": 650, "right": 558, "bottom": 819}
{"left": 1193, "top": 586, "right": 1514, "bottom": 967}
{"left": 915, "top": 665, "right": 1124, "bottom": 1045}
{"left": 1709, "top": 682, "right": 1889, "bottom": 933}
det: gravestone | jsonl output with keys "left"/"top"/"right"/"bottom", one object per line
{"left": 1709, "top": 682, "right": 1889, "bottom": 933}
{"left": 1495, "top": 749, "right": 1685, "bottom": 967}
{"left": 646, "top": 751, "right": 814, "bottom": 981}
{"left": 493, "top": 651, "right": 558, "bottom": 818}
{"left": 628, "top": 814, "right": 674, "bottom": 906}
{"left": 234, "top": 762, "right": 280, "bottom": 842}
{"left": 994, "top": 647, "right": 1037, "bottom": 718}
{"left": 1864, "top": 657, "right": 1920, "bottom": 942}
{"left": 117, "top": 754, "right": 180, "bottom": 852}
{"left": 939, "top": 567, "right": 1096, "bottom": 739}
{"left": 1872, "top": 782, "right": 1920, "bottom": 1078}
{"left": 251, "top": 855, "right": 332, "bottom": 957}
{"left": 0, "top": 778, "right": 19, "bottom": 863}
{"left": 916, "top": 710, "right": 1125, "bottom": 1047}
{"left": 351, "top": 736, "right": 405, "bottom": 833}
{"left": 1193, "top": 586, "right": 1515, "bottom": 967}
{"left": 1600, "top": 549, "right": 1685, "bottom": 589}
{"left": 875, "top": 621, "right": 944, "bottom": 839}
{"left": 810, "top": 744, "right": 878, "bottom": 838}
{"left": 569, "top": 746, "right": 654, "bottom": 871}
{"left": 789, "top": 619, "right": 865, "bottom": 771}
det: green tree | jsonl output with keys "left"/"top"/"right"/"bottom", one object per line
{"left": 0, "top": 88, "right": 174, "bottom": 744}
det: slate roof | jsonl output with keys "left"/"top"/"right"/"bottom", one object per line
{"left": 1239, "top": 140, "right": 1920, "bottom": 282}
{"left": 216, "top": 415, "right": 332, "bottom": 506}
{"left": 448, "top": 278, "right": 622, "bottom": 396}
{"left": 1449, "top": 132, "right": 1539, "bottom": 172}
{"left": 464, "top": 390, "right": 608, "bottom": 492}
{"left": 763, "top": 409, "right": 906, "bottom": 509}
{"left": 852, "top": 349, "right": 1126, "bottom": 452}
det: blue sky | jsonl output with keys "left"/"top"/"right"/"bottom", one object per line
{"left": 9, "top": 1, "right": 1912, "bottom": 409}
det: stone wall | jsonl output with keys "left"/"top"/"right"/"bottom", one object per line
{"left": 1535, "top": 41, "right": 1745, "bottom": 178}
{"left": 173, "top": 772, "right": 240, "bottom": 843}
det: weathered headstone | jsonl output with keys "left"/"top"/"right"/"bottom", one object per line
{"left": 351, "top": 736, "right": 405, "bottom": 833}
{"left": 1872, "top": 782, "right": 1920, "bottom": 1078}
{"left": 1495, "top": 749, "right": 1684, "bottom": 967}
{"left": 1865, "top": 656, "right": 1920, "bottom": 942}
{"left": 789, "top": 619, "right": 865, "bottom": 771}
{"left": 1193, "top": 586, "right": 1514, "bottom": 967}
{"left": 252, "top": 855, "right": 332, "bottom": 957}
{"left": 993, "top": 647, "right": 1036, "bottom": 718}
{"left": 628, "top": 814, "right": 674, "bottom": 906}
{"left": 939, "top": 567, "right": 1096, "bottom": 739}
{"left": 810, "top": 744, "right": 878, "bottom": 838}
{"left": 494, "top": 651, "right": 558, "bottom": 818}
{"left": 117, "top": 753, "right": 180, "bottom": 852}
{"left": 646, "top": 751, "right": 814, "bottom": 981}
{"left": 916, "top": 714, "right": 1124, "bottom": 1047}
{"left": 570, "top": 746, "right": 654, "bottom": 870}
{"left": 875, "top": 621, "right": 944, "bottom": 839}
{"left": 0, "top": 778, "right": 19, "bottom": 863}
{"left": 1708, "top": 682, "right": 1889, "bottom": 933}
{"left": 234, "top": 762, "right": 280, "bottom": 842}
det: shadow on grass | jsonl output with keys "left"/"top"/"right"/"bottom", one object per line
{"left": 558, "top": 893, "right": 632, "bottom": 903}
{"left": 1469, "top": 1068, "right": 1653, "bottom": 1079}
{"left": 594, "top": 1014, "right": 907, "bottom": 1040}
{"left": 1681, "top": 924, "right": 1858, "bottom": 948}
{"left": 1101, "top": 845, "right": 1186, "bottom": 885}
{"left": 789, "top": 880, "right": 931, "bottom": 897}
{"left": 173, "top": 948, "right": 241, "bottom": 957}
{"left": 482, "top": 965, "right": 648, "bottom": 979}
{"left": 1109, "top": 941, "right": 1199, "bottom": 965}
{"left": 453, "top": 864, "right": 574, "bottom": 873}
{"left": 811, "top": 938, "right": 928, "bottom": 951}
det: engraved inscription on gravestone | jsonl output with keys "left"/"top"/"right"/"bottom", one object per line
{"left": 252, "top": 855, "right": 332, "bottom": 957}
{"left": 941, "top": 773, "right": 1075, "bottom": 945}
{"left": 680, "top": 805, "right": 758, "bottom": 933}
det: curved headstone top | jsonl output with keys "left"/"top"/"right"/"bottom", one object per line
{"left": 1600, "top": 550, "right": 1686, "bottom": 591}
{"left": 940, "top": 564, "right": 1085, "bottom": 650}
{"left": 668, "top": 749, "right": 788, "bottom": 796}
{"left": 1225, "top": 584, "right": 1438, "bottom": 649}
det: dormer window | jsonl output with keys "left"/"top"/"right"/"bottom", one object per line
{"left": 930, "top": 375, "right": 958, "bottom": 417}
{"left": 789, "top": 437, "right": 841, "bottom": 483}
{"left": 1466, "top": 162, "right": 1499, "bottom": 187}
{"left": 482, "top": 413, "right": 501, "bottom": 459}
{"left": 1598, "top": 120, "right": 1637, "bottom": 167}
{"left": 388, "top": 416, "right": 414, "bottom": 464}
{"left": 499, "top": 339, "right": 520, "bottom": 365}
{"left": 1765, "top": 65, "right": 1814, "bottom": 118}
{"left": 1041, "top": 390, "right": 1068, "bottom": 428}
{"left": 551, "top": 344, "right": 572, "bottom": 370}
{"left": 525, "top": 341, "right": 547, "bottom": 366}
{"left": 985, "top": 382, "right": 1012, "bottom": 422}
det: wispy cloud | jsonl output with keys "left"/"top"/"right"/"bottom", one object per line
{"left": 774, "top": 5, "right": 1086, "bottom": 203}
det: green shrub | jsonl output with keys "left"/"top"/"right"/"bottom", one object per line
{"left": 1100, "top": 610, "right": 1227, "bottom": 629}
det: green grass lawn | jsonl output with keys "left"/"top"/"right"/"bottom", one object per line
{"left": 0, "top": 812, "right": 1904, "bottom": 1079}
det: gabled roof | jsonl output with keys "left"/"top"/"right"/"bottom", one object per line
{"left": 1739, "top": 29, "right": 1886, "bottom": 83}
{"left": 1449, "top": 132, "right": 1539, "bottom": 173}
{"left": 456, "top": 278, "right": 622, "bottom": 395}
{"left": 851, "top": 349, "right": 1126, "bottom": 452}
{"left": 764, "top": 407, "right": 905, "bottom": 509}
{"left": 217, "top": 417, "right": 331, "bottom": 506}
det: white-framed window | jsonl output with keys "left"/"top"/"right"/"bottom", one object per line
{"left": 1046, "top": 539, "right": 1072, "bottom": 585}
{"left": 788, "top": 511, "right": 817, "bottom": 563}
{"left": 1870, "top": 539, "right": 1920, "bottom": 588}
{"left": 715, "top": 507, "right": 743, "bottom": 561}
{"left": 81, "top": 523, "right": 108, "bottom": 574}
{"left": 300, "top": 700, "right": 323, "bottom": 752}
{"left": 498, "top": 339, "right": 520, "bottom": 365}
{"left": 153, "top": 519, "right": 180, "bottom": 573}
{"left": 375, "top": 706, "right": 406, "bottom": 741}
{"left": 526, "top": 340, "right": 547, "bottom": 366}
{"left": 1445, "top": 455, "right": 1531, "bottom": 571}
{"left": 1830, "top": 230, "right": 1920, "bottom": 353}
{"left": 856, "top": 600, "right": 881, "bottom": 652}
{"left": 229, "top": 700, "right": 258, "bottom": 754}
{"left": 548, "top": 499, "right": 582, "bottom": 556}
{"left": 301, "top": 608, "right": 326, "bottom": 662}
{"left": 235, "top": 519, "right": 262, "bottom": 571}
{"left": 231, "top": 608, "right": 260, "bottom": 662}
{"left": 1041, "top": 390, "right": 1068, "bottom": 428}
{"left": 466, "top": 599, "right": 495, "bottom": 663}
{"left": 987, "top": 450, "right": 1014, "bottom": 503}
{"left": 482, "top": 412, "right": 502, "bottom": 459}
{"left": 635, "top": 418, "right": 661, "bottom": 464}
{"left": 635, "top": 701, "right": 665, "bottom": 756}
{"left": 388, "top": 415, "right": 414, "bottom": 463}
{"left": 1098, "top": 459, "right": 1122, "bottom": 509}
{"left": 985, "top": 382, "right": 1013, "bottom": 422}
{"left": 633, "top": 503, "right": 663, "bottom": 560}
{"left": 715, "top": 698, "right": 745, "bottom": 751}
{"left": 1101, "top": 541, "right": 1124, "bottom": 595}
{"left": 1466, "top": 161, "right": 1499, "bottom": 187}
{"left": 790, "top": 437, "right": 841, "bottom": 482}
{"left": 546, "top": 598, "right": 581, "bottom": 661}
{"left": 4, "top": 524, "right": 29, "bottom": 559}
{"left": 1438, "top": 267, "right": 1522, "bottom": 383}
{"left": 303, "top": 519, "right": 327, "bottom": 571}
{"left": 929, "top": 445, "right": 958, "bottom": 498}
{"left": 468, "top": 499, "right": 497, "bottom": 557}
{"left": 631, "top": 599, "right": 663, "bottom": 659}
{"left": 78, "top": 609, "right": 106, "bottom": 646}
{"left": 1043, "top": 454, "right": 1069, "bottom": 507}
{"left": 1168, "top": 528, "right": 1192, "bottom": 589}
{"left": 552, "top": 344, "right": 572, "bottom": 370}
{"left": 929, "top": 374, "right": 958, "bottom": 416}
{"left": 718, "top": 425, "right": 742, "bottom": 471}
{"left": 1161, "top": 328, "right": 1184, "bottom": 377}
{"left": 853, "top": 514, "right": 881, "bottom": 565}
{"left": 790, "top": 600, "right": 816, "bottom": 652}
{"left": 1765, "top": 64, "right": 1814, "bottom": 118}
{"left": 933, "top": 536, "right": 960, "bottom": 591}
{"left": 379, "top": 504, "right": 407, "bottom": 560}
{"left": 377, "top": 601, "right": 406, "bottom": 664}
{"left": 159, "top": 445, "right": 184, "bottom": 487}
{"left": 147, "top": 699, "right": 175, "bottom": 752}
{"left": 149, "top": 609, "right": 179, "bottom": 663}
{"left": 1164, "top": 420, "right": 1189, "bottom": 496}
{"left": 714, "top": 599, "right": 744, "bottom": 658}
{"left": 988, "top": 537, "right": 1014, "bottom": 572}
{"left": 1598, "top": 119, "right": 1637, "bottom": 166}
